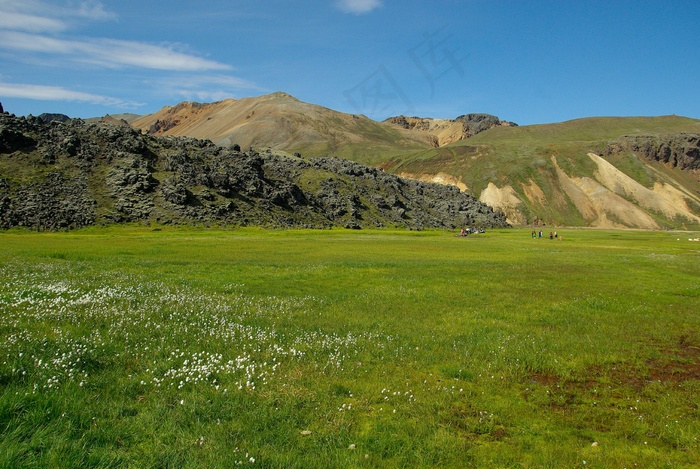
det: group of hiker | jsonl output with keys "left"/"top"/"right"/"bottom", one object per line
{"left": 456, "top": 227, "right": 562, "bottom": 239}
{"left": 458, "top": 227, "right": 485, "bottom": 237}
{"left": 532, "top": 229, "right": 559, "bottom": 240}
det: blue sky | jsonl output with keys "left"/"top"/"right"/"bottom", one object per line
{"left": 0, "top": 0, "right": 698, "bottom": 125}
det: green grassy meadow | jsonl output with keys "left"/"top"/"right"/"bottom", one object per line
{"left": 1, "top": 227, "right": 699, "bottom": 467}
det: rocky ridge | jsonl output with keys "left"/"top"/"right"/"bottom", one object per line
{"left": 384, "top": 113, "right": 517, "bottom": 147}
{"left": 0, "top": 112, "right": 509, "bottom": 231}
{"left": 604, "top": 133, "right": 700, "bottom": 173}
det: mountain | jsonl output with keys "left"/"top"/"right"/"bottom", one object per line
{"left": 385, "top": 116, "right": 700, "bottom": 229}
{"left": 130, "top": 93, "right": 516, "bottom": 161}
{"left": 131, "top": 92, "right": 431, "bottom": 166}
{"left": 0, "top": 112, "right": 508, "bottom": 231}
{"left": 130, "top": 93, "right": 700, "bottom": 229}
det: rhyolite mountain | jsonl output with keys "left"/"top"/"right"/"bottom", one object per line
{"left": 131, "top": 92, "right": 514, "bottom": 165}
{"left": 130, "top": 93, "right": 700, "bottom": 229}
{"left": 0, "top": 111, "right": 508, "bottom": 231}
{"left": 389, "top": 116, "right": 700, "bottom": 229}
{"left": 4, "top": 91, "right": 700, "bottom": 230}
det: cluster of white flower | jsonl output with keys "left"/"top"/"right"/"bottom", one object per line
{"left": 0, "top": 260, "right": 392, "bottom": 397}
{"left": 338, "top": 402, "right": 352, "bottom": 412}
{"left": 380, "top": 387, "right": 416, "bottom": 404}
{"left": 232, "top": 447, "right": 255, "bottom": 465}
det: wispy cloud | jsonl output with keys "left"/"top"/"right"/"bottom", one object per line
{"left": 150, "top": 74, "right": 265, "bottom": 102}
{"left": 0, "top": 31, "right": 231, "bottom": 71}
{"left": 0, "top": 0, "right": 115, "bottom": 33}
{"left": 336, "top": 0, "right": 383, "bottom": 15}
{"left": 0, "top": 0, "right": 257, "bottom": 110}
{"left": 0, "top": 82, "right": 143, "bottom": 108}
{"left": 0, "top": 11, "right": 67, "bottom": 33}
{"left": 0, "top": 1, "right": 230, "bottom": 72}
{"left": 73, "top": 0, "right": 116, "bottom": 21}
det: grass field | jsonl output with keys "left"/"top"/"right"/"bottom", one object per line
{"left": 1, "top": 226, "right": 699, "bottom": 467}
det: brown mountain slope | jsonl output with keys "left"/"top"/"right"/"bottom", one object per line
{"left": 130, "top": 92, "right": 431, "bottom": 164}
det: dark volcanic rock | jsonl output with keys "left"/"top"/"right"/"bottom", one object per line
{"left": 384, "top": 113, "right": 517, "bottom": 145}
{"left": 604, "top": 133, "right": 700, "bottom": 171}
{"left": 1, "top": 173, "right": 95, "bottom": 230}
{"left": 38, "top": 113, "right": 71, "bottom": 124}
{"left": 0, "top": 112, "right": 510, "bottom": 231}
{"left": 454, "top": 113, "right": 518, "bottom": 137}
{"left": 0, "top": 127, "right": 36, "bottom": 153}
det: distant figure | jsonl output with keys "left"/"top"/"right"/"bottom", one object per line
{"left": 460, "top": 228, "right": 467, "bottom": 237}
{"left": 0, "top": 102, "right": 3, "bottom": 114}
{"left": 549, "top": 231, "right": 553, "bottom": 240}
{"left": 531, "top": 230, "right": 536, "bottom": 238}
{"left": 554, "top": 231, "right": 558, "bottom": 238}
{"left": 538, "top": 230, "right": 543, "bottom": 238}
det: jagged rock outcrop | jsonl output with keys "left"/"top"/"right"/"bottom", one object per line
{"left": 384, "top": 113, "right": 517, "bottom": 147}
{"left": 604, "top": 133, "right": 700, "bottom": 171}
{"left": 454, "top": 114, "right": 518, "bottom": 137}
{"left": 0, "top": 113, "right": 509, "bottom": 231}
{"left": 38, "top": 113, "right": 71, "bottom": 124}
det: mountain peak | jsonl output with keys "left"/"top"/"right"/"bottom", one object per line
{"left": 265, "top": 91, "right": 298, "bottom": 100}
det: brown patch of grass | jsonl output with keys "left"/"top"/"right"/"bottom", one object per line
{"left": 646, "top": 333, "right": 700, "bottom": 383}
{"left": 530, "top": 371, "right": 559, "bottom": 387}
{"left": 530, "top": 334, "right": 700, "bottom": 395}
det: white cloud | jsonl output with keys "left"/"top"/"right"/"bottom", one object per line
{"left": 0, "top": 0, "right": 115, "bottom": 33}
{"left": 73, "top": 0, "right": 116, "bottom": 21}
{"left": 0, "top": 11, "right": 68, "bottom": 33}
{"left": 336, "top": 0, "right": 383, "bottom": 14}
{"left": 83, "top": 39, "right": 232, "bottom": 71}
{"left": 0, "top": 82, "right": 143, "bottom": 108}
{"left": 0, "top": 31, "right": 232, "bottom": 71}
{"left": 0, "top": 1, "right": 250, "bottom": 110}
{"left": 150, "top": 74, "right": 265, "bottom": 102}
{"left": 0, "top": 1, "right": 227, "bottom": 72}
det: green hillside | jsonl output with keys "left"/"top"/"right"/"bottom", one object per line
{"left": 371, "top": 116, "right": 700, "bottom": 229}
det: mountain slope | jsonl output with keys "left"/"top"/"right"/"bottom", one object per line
{"left": 131, "top": 93, "right": 700, "bottom": 229}
{"left": 131, "top": 92, "right": 431, "bottom": 166}
{"left": 0, "top": 112, "right": 508, "bottom": 230}
{"left": 383, "top": 116, "right": 700, "bottom": 229}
